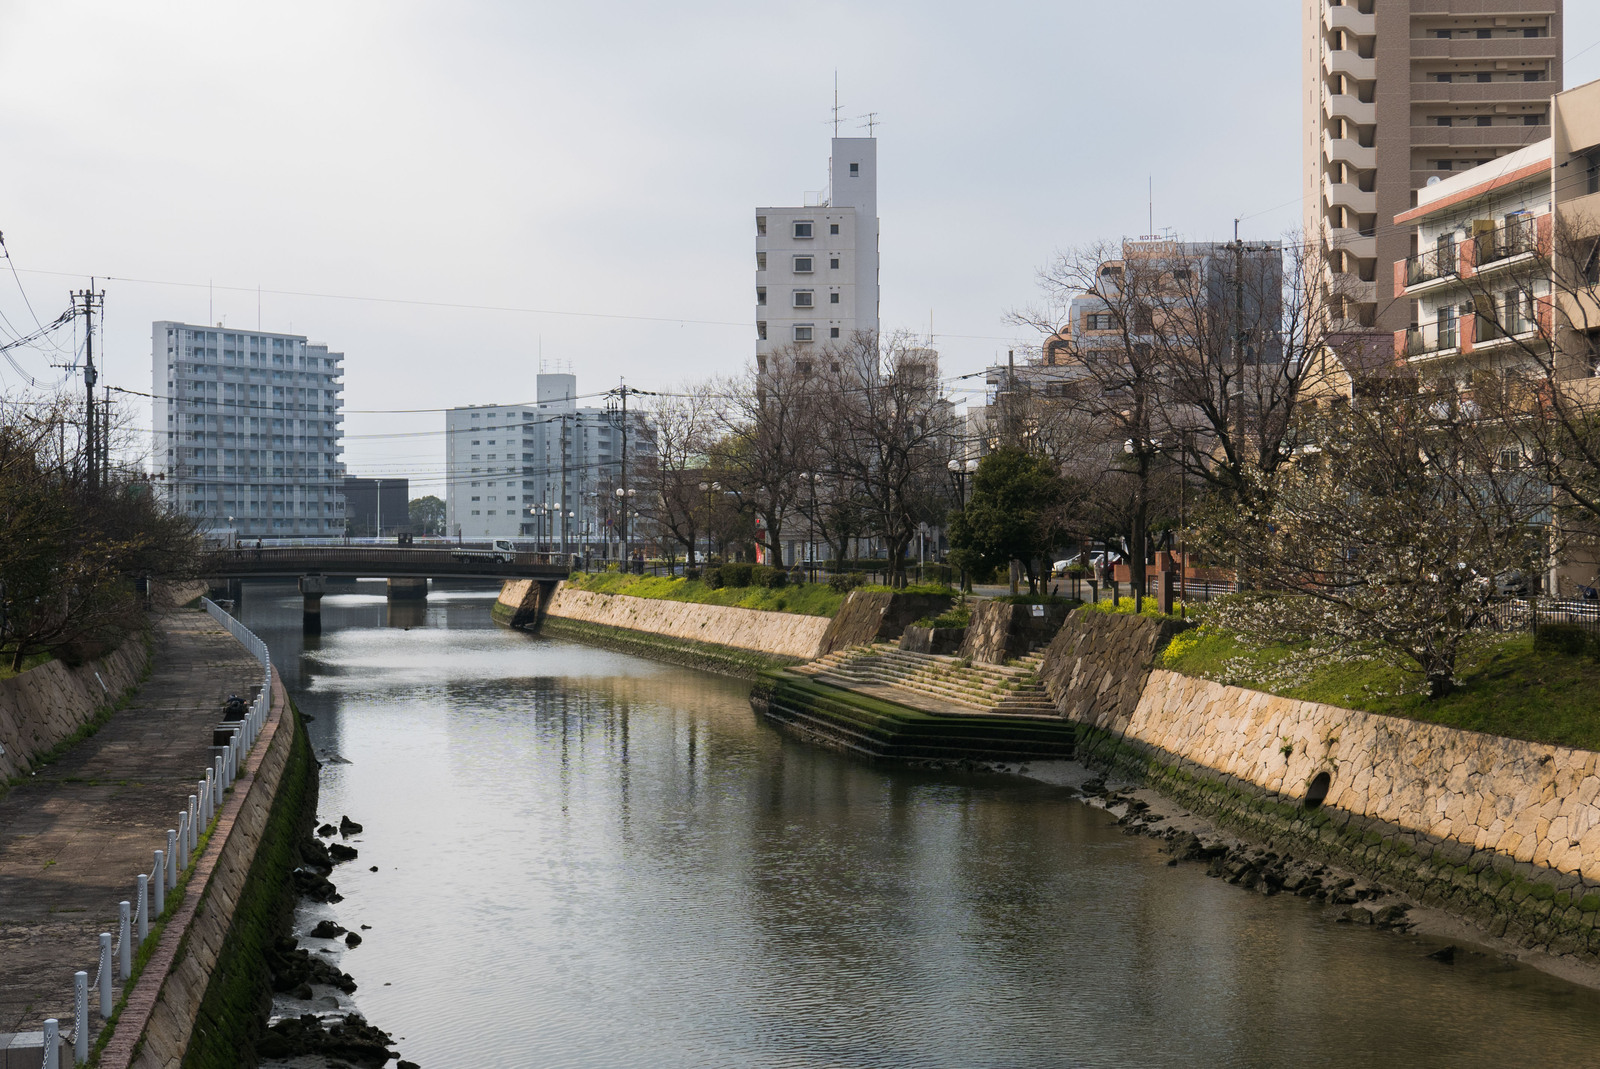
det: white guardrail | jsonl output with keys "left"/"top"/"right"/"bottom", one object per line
{"left": 22, "top": 599, "right": 272, "bottom": 1068}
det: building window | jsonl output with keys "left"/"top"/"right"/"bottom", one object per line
{"left": 1477, "top": 116, "right": 1492, "bottom": 127}
{"left": 794, "top": 221, "right": 813, "bottom": 239}
{"left": 756, "top": 215, "right": 767, "bottom": 236}
{"left": 1086, "top": 312, "right": 1116, "bottom": 331}
{"left": 757, "top": 252, "right": 766, "bottom": 270}
{"left": 1435, "top": 73, "right": 1452, "bottom": 83}
{"left": 793, "top": 290, "right": 814, "bottom": 308}
{"left": 1435, "top": 29, "right": 1451, "bottom": 39}
{"left": 794, "top": 325, "right": 814, "bottom": 342}
{"left": 830, "top": 327, "right": 840, "bottom": 338}
{"left": 849, "top": 163, "right": 858, "bottom": 176}
{"left": 757, "top": 287, "right": 766, "bottom": 306}
{"left": 829, "top": 257, "right": 839, "bottom": 269}
{"left": 757, "top": 320, "right": 767, "bottom": 340}
{"left": 829, "top": 223, "right": 839, "bottom": 235}
{"left": 1477, "top": 72, "right": 1492, "bottom": 83}
{"left": 1526, "top": 70, "right": 1544, "bottom": 82}
{"left": 829, "top": 292, "right": 840, "bottom": 304}
{"left": 1525, "top": 114, "right": 1543, "bottom": 126}
{"left": 794, "top": 256, "right": 813, "bottom": 273}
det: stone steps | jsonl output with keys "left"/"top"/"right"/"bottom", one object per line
{"left": 795, "top": 643, "right": 1056, "bottom": 717}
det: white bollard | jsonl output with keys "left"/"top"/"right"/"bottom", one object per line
{"left": 188, "top": 794, "right": 199, "bottom": 850}
{"left": 98, "top": 932, "right": 112, "bottom": 1015}
{"left": 136, "top": 875, "right": 149, "bottom": 941}
{"left": 203, "top": 771, "right": 214, "bottom": 824}
{"left": 167, "top": 829, "right": 178, "bottom": 888}
{"left": 74, "top": 970, "right": 88, "bottom": 1063}
{"left": 213, "top": 756, "right": 224, "bottom": 805}
{"left": 118, "top": 901, "right": 131, "bottom": 979}
{"left": 153, "top": 852, "right": 165, "bottom": 916}
{"left": 42, "top": 1019, "right": 58, "bottom": 1068}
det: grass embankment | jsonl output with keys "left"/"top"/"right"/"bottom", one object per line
{"left": 1162, "top": 627, "right": 1600, "bottom": 752}
{"left": 567, "top": 571, "right": 959, "bottom": 618}
{"left": 0, "top": 648, "right": 54, "bottom": 680}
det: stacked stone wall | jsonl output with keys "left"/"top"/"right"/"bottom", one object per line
{"left": 542, "top": 586, "right": 833, "bottom": 661}
{"left": 958, "top": 601, "right": 1076, "bottom": 664}
{"left": 0, "top": 638, "right": 151, "bottom": 782}
{"left": 1036, "top": 610, "right": 1188, "bottom": 730}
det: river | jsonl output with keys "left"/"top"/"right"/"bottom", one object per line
{"left": 240, "top": 580, "right": 1600, "bottom": 1068}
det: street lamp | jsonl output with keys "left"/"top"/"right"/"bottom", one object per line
{"left": 614, "top": 486, "right": 637, "bottom": 568}
{"left": 946, "top": 458, "right": 978, "bottom": 591}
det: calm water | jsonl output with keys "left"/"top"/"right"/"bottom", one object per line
{"left": 241, "top": 581, "right": 1600, "bottom": 1068}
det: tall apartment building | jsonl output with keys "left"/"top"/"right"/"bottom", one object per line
{"left": 444, "top": 373, "right": 650, "bottom": 546}
{"left": 756, "top": 136, "right": 879, "bottom": 370}
{"left": 1303, "top": 0, "right": 1562, "bottom": 335}
{"left": 152, "top": 322, "right": 346, "bottom": 537}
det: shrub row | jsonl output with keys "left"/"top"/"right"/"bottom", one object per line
{"left": 1534, "top": 622, "right": 1600, "bottom": 659}
{"left": 703, "top": 563, "right": 788, "bottom": 590}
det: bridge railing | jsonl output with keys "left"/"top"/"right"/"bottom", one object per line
{"left": 203, "top": 547, "right": 577, "bottom": 569}
{"left": 21, "top": 600, "right": 275, "bottom": 1066}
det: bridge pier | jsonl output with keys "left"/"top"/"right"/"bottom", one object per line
{"left": 387, "top": 577, "right": 429, "bottom": 601}
{"left": 298, "top": 574, "right": 327, "bottom": 633}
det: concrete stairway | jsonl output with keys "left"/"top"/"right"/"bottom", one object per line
{"left": 795, "top": 644, "right": 1057, "bottom": 717}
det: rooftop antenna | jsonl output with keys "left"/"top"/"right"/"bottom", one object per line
{"left": 1148, "top": 176, "right": 1153, "bottom": 238}
{"left": 832, "top": 71, "right": 843, "bottom": 136}
{"left": 861, "top": 111, "right": 880, "bottom": 136}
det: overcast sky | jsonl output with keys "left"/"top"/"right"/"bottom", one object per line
{"left": 2, "top": 1, "right": 1599, "bottom": 493}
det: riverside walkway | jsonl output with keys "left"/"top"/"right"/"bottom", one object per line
{"left": 0, "top": 609, "right": 259, "bottom": 1035}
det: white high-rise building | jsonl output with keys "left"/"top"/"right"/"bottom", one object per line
{"left": 152, "top": 322, "right": 346, "bottom": 537}
{"left": 444, "top": 373, "right": 649, "bottom": 547}
{"left": 756, "top": 136, "right": 879, "bottom": 369}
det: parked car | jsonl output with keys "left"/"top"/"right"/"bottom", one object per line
{"left": 1053, "top": 552, "right": 1110, "bottom": 577}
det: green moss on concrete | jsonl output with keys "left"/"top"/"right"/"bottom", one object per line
{"left": 1075, "top": 725, "right": 1600, "bottom": 961}
{"left": 752, "top": 671, "right": 1076, "bottom": 764}
{"left": 180, "top": 697, "right": 316, "bottom": 1069}
{"left": 540, "top": 616, "right": 802, "bottom": 680}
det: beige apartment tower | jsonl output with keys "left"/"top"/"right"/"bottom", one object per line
{"left": 1304, "top": 0, "right": 1562, "bottom": 335}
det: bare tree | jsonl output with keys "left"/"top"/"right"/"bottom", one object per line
{"left": 639, "top": 384, "right": 716, "bottom": 570}
{"left": 1016, "top": 236, "right": 1369, "bottom": 590}
{"left": 709, "top": 348, "right": 819, "bottom": 566}
{"left": 816, "top": 330, "right": 957, "bottom": 588}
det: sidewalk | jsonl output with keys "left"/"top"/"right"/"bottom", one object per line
{"left": 0, "top": 609, "right": 260, "bottom": 1034}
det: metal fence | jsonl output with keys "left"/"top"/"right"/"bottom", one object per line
{"left": 18, "top": 600, "right": 274, "bottom": 1067}
{"left": 1479, "top": 596, "right": 1600, "bottom": 636}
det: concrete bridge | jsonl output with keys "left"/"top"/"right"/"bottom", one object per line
{"left": 202, "top": 547, "right": 573, "bottom": 630}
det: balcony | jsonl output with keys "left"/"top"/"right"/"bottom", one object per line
{"left": 1324, "top": 4, "right": 1374, "bottom": 36}
{"left": 1411, "top": 81, "right": 1553, "bottom": 105}
{"left": 1473, "top": 216, "right": 1539, "bottom": 269}
{"left": 1404, "top": 245, "right": 1460, "bottom": 288}
{"left": 1402, "top": 321, "right": 1461, "bottom": 360}
{"left": 1322, "top": 174, "right": 1376, "bottom": 213}
{"left": 1409, "top": 39, "right": 1559, "bottom": 63}
{"left": 1410, "top": 124, "right": 1548, "bottom": 148}
{"left": 1323, "top": 131, "right": 1376, "bottom": 169}
{"left": 1325, "top": 49, "right": 1376, "bottom": 82}
{"left": 1325, "top": 225, "right": 1377, "bottom": 262}
{"left": 1325, "top": 93, "right": 1376, "bottom": 125}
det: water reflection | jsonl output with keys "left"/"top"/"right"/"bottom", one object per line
{"left": 239, "top": 580, "right": 1600, "bottom": 1069}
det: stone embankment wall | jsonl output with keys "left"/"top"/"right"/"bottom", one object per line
{"left": 0, "top": 639, "right": 150, "bottom": 782}
{"left": 543, "top": 586, "right": 833, "bottom": 660}
{"left": 958, "top": 600, "right": 1076, "bottom": 664}
{"left": 1042, "top": 608, "right": 1600, "bottom": 960}
{"left": 1036, "top": 610, "right": 1187, "bottom": 728}
{"left": 109, "top": 672, "right": 306, "bottom": 1068}
{"left": 819, "top": 592, "right": 952, "bottom": 654}
{"left": 493, "top": 578, "right": 551, "bottom": 629}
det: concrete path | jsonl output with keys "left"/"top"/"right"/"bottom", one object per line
{"left": 0, "top": 609, "right": 259, "bottom": 1035}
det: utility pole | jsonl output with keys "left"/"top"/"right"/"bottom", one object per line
{"left": 560, "top": 413, "right": 569, "bottom": 556}
{"left": 606, "top": 383, "right": 643, "bottom": 568}
{"left": 74, "top": 284, "right": 104, "bottom": 490}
